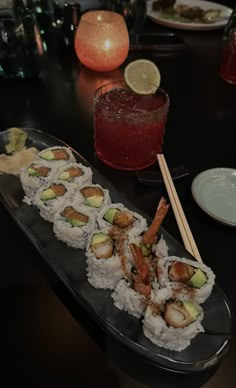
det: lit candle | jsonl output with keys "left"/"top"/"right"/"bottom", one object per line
{"left": 74, "top": 11, "right": 129, "bottom": 72}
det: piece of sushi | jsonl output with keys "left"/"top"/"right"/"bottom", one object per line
{"left": 152, "top": 236, "right": 169, "bottom": 260}
{"left": 111, "top": 278, "right": 147, "bottom": 318}
{"left": 19, "top": 160, "right": 57, "bottom": 203}
{"left": 37, "top": 146, "right": 76, "bottom": 166}
{"left": 54, "top": 162, "right": 92, "bottom": 188}
{"left": 111, "top": 243, "right": 158, "bottom": 318}
{"left": 34, "top": 180, "right": 74, "bottom": 222}
{"left": 143, "top": 288, "right": 204, "bottom": 352}
{"left": 129, "top": 197, "right": 170, "bottom": 262}
{"left": 97, "top": 203, "right": 147, "bottom": 240}
{"left": 86, "top": 229, "right": 124, "bottom": 290}
{"left": 157, "top": 256, "right": 215, "bottom": 304}
{"left": 74, "top": 183, "right": 111, "bottom": 213}
{"left": 53, "top": 203, "right": 96, "bottom": 249}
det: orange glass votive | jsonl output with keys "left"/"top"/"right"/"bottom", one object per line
{"left": 74, "top": 11, "right": 129, "bottom": 72}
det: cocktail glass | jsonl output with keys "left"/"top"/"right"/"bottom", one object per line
{"left": 94, "top": 80, "right": 170, "bottom": 171}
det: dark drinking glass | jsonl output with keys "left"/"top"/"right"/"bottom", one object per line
{"left": 0, "top": 11, "right": 45, "bottom": 79}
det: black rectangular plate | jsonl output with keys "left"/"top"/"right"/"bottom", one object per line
{"left": 0, "top": 128, "right": 233, "bottom": 374}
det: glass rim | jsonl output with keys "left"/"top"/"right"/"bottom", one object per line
{"left": 80, "top": 10, "right": 125, "bottom": 26}
{"left": 94, "top": 79, "right": 170, "bottom": 114}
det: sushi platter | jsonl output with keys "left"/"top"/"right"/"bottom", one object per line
{"left": 0, "top": 128, "right": 233, "bottom": 373}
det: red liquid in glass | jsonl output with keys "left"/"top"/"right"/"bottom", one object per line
{"left": 94, "top": 88, "right": 169, "bottom": 170}
{"left": 220, "top": 34, "right": 236, "bottom": 85}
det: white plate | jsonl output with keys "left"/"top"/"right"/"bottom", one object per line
{"left": 191, "top": 168, "right": 236, "bottom": 226}
{"left": 147, "top": 0, "right": 232, "bottom": 31}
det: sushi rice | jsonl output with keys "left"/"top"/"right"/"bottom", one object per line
{"left": 111, "top": 278, "right": 147, "bottom": 318}
{"left": 143, "top": 288, "right": 204, "bottom": 352}
{"left": 86, "top": 228, "right": 124, "bottom": 290}
{"left": 19, "top": 160, "right": 58, "bottom": 204}
{"left": 18, "top": 142, "right": 217, "bottom": 353}
{"left": 53, "top": 202, "right": 96, "bottom": 249}
{"left": 37, "top": 146, "right": 76, "bottom": 166}
{"left": 157, "top": 256, "right": 215, "bottom": 304}
{"left": 97, "top": 203, "right": 147, "bottom": 240}
{"left": 74, "top": 183, "right": 111, "bottom": 213}
{"left": 54, "top": 162, "right": 92, "bottom": 188}
{"left": 34, "top": 180, "right": 75, "bottom": 222}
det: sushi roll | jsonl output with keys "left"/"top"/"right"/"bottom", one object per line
{"left": 152, "top": 236, "right": 169, "bottom": 260}
{"left": 142, "top": 288, "right": 204, "bottom": 352}
{"left": 111, "top": 243, "right": 158, "bottom": 318}
{"left": 53, "top": 203, "right": 96, "bottom": 249}
{"left": 97, "top": 203, "right": 147, "bottom": 240}
{"left": 129, "top": 197, "right": 170, "bottom": 261}
{"left": 74, "top": 184, "right": 111, "bottom": 213}
{"left": 157, "top": 256, "right": 215, "bottom": 304}
{"left": 37, "top": 146, "right": 76, "bottom": 166}
{"left": 111, "top": 278, "right": 147, "bottom": 318}
{"left": 54, "top": 162, "right": 92, "bottom": 188}
{"left": 86, "top": 229, "right": 124, "bottom": 290}
{"left": 19, "top": 160, "right": 57, "bottom": 204}
{"left": 34, "top": 180, "right": 74, "bottom": 222}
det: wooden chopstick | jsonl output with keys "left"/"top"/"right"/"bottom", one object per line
{"left": 157, "top": 154, "right": 202, "bottom": 262}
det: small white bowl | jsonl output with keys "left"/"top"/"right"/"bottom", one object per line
{"left": 191, "top": 167, "right": 236, "bottom": 227}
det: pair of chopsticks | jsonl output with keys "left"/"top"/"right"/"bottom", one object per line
{"left": 157, "top": 154, "right": 202, "bottom": 263}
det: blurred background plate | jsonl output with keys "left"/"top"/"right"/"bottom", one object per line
{"left": 147, "top": 0, "right": 232, "bottom": 31}
{"left": 191, "top": 168, "right": 236, "bottom": 226}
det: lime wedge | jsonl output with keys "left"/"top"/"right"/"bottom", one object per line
{"left": 124, "top": 59, "right": 161, "bottom": 95}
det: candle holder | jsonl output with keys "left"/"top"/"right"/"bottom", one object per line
{"left": 74, "top": 10, "right": 129, "bottom": 72}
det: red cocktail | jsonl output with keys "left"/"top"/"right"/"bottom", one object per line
{"left": 94, "top": 80, "right": 170, "bottom": 171}
{"left": 220, "top": 28, "right": 236, "bottom": 85}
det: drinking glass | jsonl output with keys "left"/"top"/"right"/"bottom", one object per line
{"left": 220, "top": 27, "right": 236, "bottom": 85}
{"left": 94, "top": 80, "right": 170, "bottom": 171}
{"left": 0, "top": 12, "right": 45, "bottom": 80}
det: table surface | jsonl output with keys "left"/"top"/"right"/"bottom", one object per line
{"left": 0, "top": 13, "right": 236, "bottom": 388}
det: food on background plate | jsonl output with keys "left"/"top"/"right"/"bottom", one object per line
{"left": 152, "top": 0, "right": 176, "bottom": 11}
{"left": 152, "top": 0, "right": 222, "bottom": 23}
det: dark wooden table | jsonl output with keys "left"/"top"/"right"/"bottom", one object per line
{"left": 0, "top": 16, "right": 235, "bottom": 388}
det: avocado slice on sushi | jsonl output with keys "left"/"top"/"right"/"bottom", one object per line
{"left": 90, "top": 232, "right": 113, "bottom": 259}
{"left": 91, "top": 232, "right": 110, "bottom": 245}
{"left": 183, "top": 301, "right": 199, "bottom": 321}
{"left": 69, "top": 218, "right": 86, "bottom": 227}
{"left": 41, "top": 188, "right": 56, "bottom": 201}
{"left": 141, "top": 243, "right": 151, "bottom": 256}
{"left": 27, "top": 167, "right": 40, "bottom": 176}
{"left": 39, "top": 150, "right": 54, "bottom": 161}
{"left": 58, "top": 171, "right": 70, "bottom": 180}
{"left": 103, "top": 208, "right": 119, "bottom": 224}
{"left": 85, "top": 195, "right": 104, "bottom": 208}
{"left": 187, "top": 269, "right": 207, "bottom": 288}
{"left": 164, "top": 300, "right": 199, "bottom": 328}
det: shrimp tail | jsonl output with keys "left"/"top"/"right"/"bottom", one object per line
{"left": 142, "top": 197, "right": 170, "bottom": 246}
{"left": 130, "top": 243, "right": 150, "bottom": 283}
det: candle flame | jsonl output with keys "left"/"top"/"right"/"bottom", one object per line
{"left": 104, "top": 39, "right": 112, "bottom": 50}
